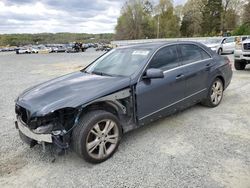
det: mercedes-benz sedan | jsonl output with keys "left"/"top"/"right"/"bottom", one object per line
{"left": 15, "top": 41, "right": 232, "bottom": 163}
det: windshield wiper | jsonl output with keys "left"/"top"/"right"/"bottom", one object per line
{"left": 81, "top": 70, "right": 89, "bottom": 74}
{"left": 91, "top": 71, "right": 113, "bottom": 77}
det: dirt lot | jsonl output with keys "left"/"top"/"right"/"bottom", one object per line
{"left": 0, "top": 49, "right": 250, "bottom": 188}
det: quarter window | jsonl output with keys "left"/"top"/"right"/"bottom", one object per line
{"left": 179, "top": 44, "right": 210, "bottom": 65}
{"left": 149, "top": 45, "right": 179, "bottom": 71}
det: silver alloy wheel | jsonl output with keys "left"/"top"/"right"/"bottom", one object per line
{"left": 86, "top": 119, "right": 119, "bottom": 160}
{"left": 211, "top": 80, "right": 223, "bottom": 105}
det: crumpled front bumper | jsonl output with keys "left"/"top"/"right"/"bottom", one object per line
{"left": 15, "top": 118, "right": 52, "bottom": 143}
{"left": 15, "top": 118, "right": 69, "bottom": 152}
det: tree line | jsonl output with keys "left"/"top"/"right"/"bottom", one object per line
{"left": 0, "top": 33, "right": 114, "bottom": 46}
{"left": 1, "top": 0, "right": 249, "bottom": 46}
{"left": 115, "top": 0, "right": 250, "bottom": 40}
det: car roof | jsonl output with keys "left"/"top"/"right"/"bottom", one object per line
{"left": 117, "top": 41, "right": 203, "bottom": 51}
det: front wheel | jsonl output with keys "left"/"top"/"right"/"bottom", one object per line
{"left": 202, "top": 78, "right": 224, "bottom": 107}
{"left": 72, "top": 110, "right": 122, "bottom": 163}
{"left": 234, "top": 60, "right": 246, "bottom": 70}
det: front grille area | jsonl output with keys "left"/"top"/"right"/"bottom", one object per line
{"left": 15, "top": 105, "right": 30, "bottom": 125}
{"left": 243, "top": 43, "right": 250, "bottom": 50}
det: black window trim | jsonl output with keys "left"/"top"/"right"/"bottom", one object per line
{"left": 137, "top": 43, "right": 212, "bottom": 82}
{"left": 138, "top": 43, "right": 182, "bottom": 81}
{"left": 177, "top": 43, "right": 212, "bottom": 67}
{"left": 148, "top": 44, "right": 181, "bottom": 72}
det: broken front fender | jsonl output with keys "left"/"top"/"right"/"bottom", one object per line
{"left": 16, "top": 71, "right": 131, "bottom": 118}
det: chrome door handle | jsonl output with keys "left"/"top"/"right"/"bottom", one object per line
{"left": 176, "top": 74, "right": 184, "bottom": 80}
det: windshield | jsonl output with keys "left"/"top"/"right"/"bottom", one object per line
{"left": 204, "top": 38, "right": 222, "bottom": 44}
{"left": 85, "top": 48, "right": 152, "bottom": 77}
{"left": 242, "top": 36, "right": 250, "bottom": 41}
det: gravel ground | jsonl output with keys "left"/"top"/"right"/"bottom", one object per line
{"left": 0, "top": 49, "right": 250, "bottom": 188}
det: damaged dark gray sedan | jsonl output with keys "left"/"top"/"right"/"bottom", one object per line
{"left": 15, "top": 41, "right": 232, "bottom": 163}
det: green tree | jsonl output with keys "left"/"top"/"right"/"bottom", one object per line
{"left": 242, "top": 0, "right": 250, "bottom": 24}
{"left": 180, "top": 12, "right": 193, "bottom": 37}
{"left": 115, "top": 0, "right": 155, "bottom": 40}
{"left": 232, "top": 0, "right": 250, "bottom": 35}
{"left": 0, "top": 33, "right": 114, "bottom": 46}
{"left": 174, "top": 5, "right": 183, "bottom": 19}
{"left": 224, "top": 8, "right": 238, "bottom": 31}
{"left": 221, "top": 0, "right": 242, "bottom": 34}
{"left": 155, "top": 0, "right": 180, "bottom": 38}
{"left": 180, "top": 0, "right": 204, "bottom": 37}
{"left": 201, "top": 0, "right": 223, "bottom": 35}
{"left": 233, "top": 23, "right": 250, "bottom": 35}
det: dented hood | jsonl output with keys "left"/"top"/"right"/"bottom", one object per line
{"left": 16, "top": 71, "right": 130, "bottom": 117}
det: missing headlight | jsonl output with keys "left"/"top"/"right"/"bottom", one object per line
{"left": 32, "top": 123, "right": 54, "bottom": 134}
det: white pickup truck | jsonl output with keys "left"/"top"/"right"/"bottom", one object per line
{"left": 234, "top": 36, "right": 250, "bottom": 70}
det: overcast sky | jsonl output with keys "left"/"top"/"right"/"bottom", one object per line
{"left": 0, "top": 0, "right": 187, "bottom": 34}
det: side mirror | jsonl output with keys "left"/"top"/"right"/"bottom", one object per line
{"left": 143, "top": 68, "right": 164, "bottom": 79}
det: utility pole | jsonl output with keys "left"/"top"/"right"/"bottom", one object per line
{"left": 157, "top": 15, "right": 160, "bottom": 38}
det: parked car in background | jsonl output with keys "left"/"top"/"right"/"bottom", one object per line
{"left": 15, "top": 41, "right": 232, "bottom": 163}
{"left": 66, "top": 42, "right": 87, "bottom": 53}
{"left": 103, "top": 44, "right": 113, "bottom": 51}
{"left": 16, "top": 47, "right": 31, "bottom": 54}
{"left": 221, "top": 37, "right": 236, "bottom": 54}
{"left": 96, "top": 44, "right": 113, "bottom": 51}
{"left": 1, "top": 47, "right": 16, "bottom": 52}
{"left": 203, "top": 37, "right": 235, "bottom": 55}
{"left": 82, "top": 44, "right": 89, "bottom": 50}
{"left": 31, "top": 47, "right": 39, "bottom": 53}
{"left": 53, "top": 45, "right": 67, "bottom": 53}
{"left": 96, "top": 44, "right": 105, "bottom": 51}
{"left": 66, "top": 43, "right": 78, "bottom": 53}
{"left": 234, "top": 36, "right": 250, "bottom": 70}
{"left": 36, "top": 45, "right": 52, "bottom": 54}
{"left": 203, "top": 38, "right": 224, "bottom": 54}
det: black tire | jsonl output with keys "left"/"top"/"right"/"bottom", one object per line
{"left": 72, "top": 110, "right": 122, "bottom": 163}
{"left": 234, "top": 60, "right": 246, "bottom": 70}
{"left": 218, "top": 48, "right": 222, "bottom": 55}
{"left": 202, "top": 78, "right": 224, "bottom": 107}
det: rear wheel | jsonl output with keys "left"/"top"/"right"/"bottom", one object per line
{"left": 202, "top": 78, "right": 224, "bottom": 107}
{"left": 72, "top": 110, "right": 122, "bottom": 163}
{"left": 218, "top": 48, "right": 222, "bottom": 55}
{"left": 234, "top": 60, "right": 246, "bottom": 70}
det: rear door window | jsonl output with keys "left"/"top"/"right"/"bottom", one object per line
{"left": 179, "top": 44, "right": 210, "bottom": 65}
{"left": 149, "top": 45, "right": 179, "bottom": 71}
{"left": 225, "top": 37, "right": 235, "bottom": 43}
